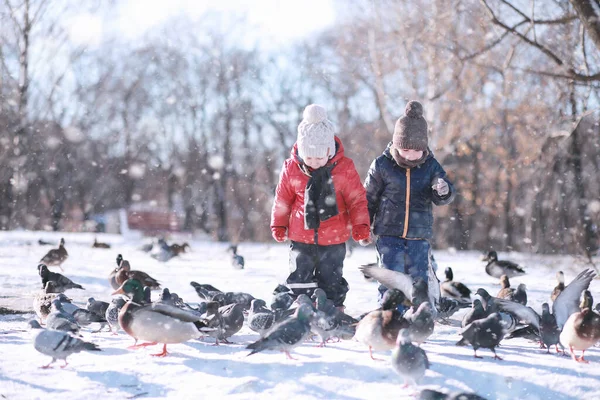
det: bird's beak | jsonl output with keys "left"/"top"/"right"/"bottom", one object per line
{"left": 402, "top": 298, "right": 413, "bottom": 307}
{"left": 112, "top": 286, "right": 125, "bottom": 296}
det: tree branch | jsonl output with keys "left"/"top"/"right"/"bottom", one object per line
{"left": 499, "top": 0, "right": 577, "bottom": 24}
{"left": 459, "top": 27, "right": 515, "bottom": 61}
{"left": 480, "top": 0, "right": 566, "bottom": 66}
{"left": 3, "top": 0, "right": 23, "bottom": 35}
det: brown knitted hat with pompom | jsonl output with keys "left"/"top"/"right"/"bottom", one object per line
{"left": 392, "top": 100, "right": 428, "bottom": 151}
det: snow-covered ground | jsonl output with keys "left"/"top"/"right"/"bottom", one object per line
{"left": 1, "top": 231, "right": 599, "bottom": 400}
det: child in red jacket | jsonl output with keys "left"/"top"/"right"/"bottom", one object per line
{"left": 271, "top": 104, "right": 370, "bottom": 307}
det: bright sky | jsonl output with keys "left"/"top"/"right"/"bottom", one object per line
{"left": 68, "top": 0, "right": 336, "bottom": 48}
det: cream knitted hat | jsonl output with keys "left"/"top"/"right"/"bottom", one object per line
{"left": 297, "top": 104, "right": 336, "bottom": 159}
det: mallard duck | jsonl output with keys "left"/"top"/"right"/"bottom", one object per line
{"left": 559, "top": 292, "right": 600, "bottom": 363}
{"left": 551, "top": 271, "right": 565, "bottom": 302}
{"left": 169, "top": 242, "right": 190, "bottom": 255}
{"left": 441, "top": 267, "right": 471, "bottom": 304}
{"left": 38, "top": 264, "right": 84, "bottom": 292}
{"left": 552, "top": 269, "right": 595, "bottom": 329}
{"left": 496, "top": 275, "right": 527, "bottom": 305}
{"left": 496, "top": 275, "right": 513, "bottom": 299}
{"left": 581, "top": 291, "right": 594, "bottom": 311}
{"left": 482, "top": 250, "right": 525, "bottom": 278}
{"left": 39, "top": 238, "right": 68, "bottom": 271}
{"left": 33, "top": 282, "right": 69, "bottom": 323}
{"left": 354, "top": 289, "right": 412, "bottom": 359}
{"left": 112, "top": 279, "right": 211, "bottom": 356}
{"left": 108, "top": 254, "right": 122, "bottom": 290}
{"left": 92, "top": 238, "right": 111, "bottom": 249}
{"left": 115, "top": 259, "right": 160, "bottom": 289}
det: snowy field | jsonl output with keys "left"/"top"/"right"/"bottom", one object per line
{"left": 1, "top": 231, "right": 599, "bottom": 400}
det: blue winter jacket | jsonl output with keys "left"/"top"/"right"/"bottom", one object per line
{"left": 364, "top": 144, "right": 455, "bottom": 240}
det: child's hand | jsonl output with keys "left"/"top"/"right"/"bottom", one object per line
{"left": 432, "top": 178, "right": 449, "bottom": 196}
{"left": 358, "top": 235, "right": 373, "bottom": 246}
{"left": 272, "top": 227, "right": 288, "bottom": 242}
{"left": 352, "top": 224, "right": 372, "bottom": 245}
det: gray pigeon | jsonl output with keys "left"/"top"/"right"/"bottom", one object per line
{"left": 493, "top": 298, "right": 564, "bottom": 353}
{"left": 359, "top": 265, "right": 438, "bottom": 308}
{"left": 54, "top": 293, "right": 79, "bottom": 315}
{"left": 457, "top": 312, "right": 505, "bottom": 359}
{"left": 86, "top": 297, "right": 110, "bottom": 319}
{"left": 28, "top": 320, "right": 100, "bottom": 368}
{"left": 38, "top": 264, "right": 84, "bottom": 292}
{"left": 158, "top": 288, "right": 178, "bottom": 306}
{"left": 540, "top": 302, "right": 563, "bottom": 353}
{"left": 358, "top": 264, "right": 414, "bottom": 303}
{"left": 72, "top": 309, "right": 108, "bottom": 332}
{"left": 513, "top": 284, "right": 528, "bottom": 305}
{"left": 223, "top": 291, "right": 255, "bottom": 311}
{"left": 271, "top": 284, "right": 294, "bottom": 311}
{"left": 462, "top": 299, "right": 487, "bottom": 328}
{"left": 105, "top": 297, "right": 127, "bottom": 334}
{"left": 474, "top": 288, "right": 498, "bottom": 315}
{"left": 406, "top": 302, "right": 435, "bottom": 345}
{"left": 204, "top": 302, "right": 245, "bottom": 344}
{"left": 436, "top": 296, "right": 470, "bottom": 321}
{"left": 275, "top": 294, "right": 315, "bottom": 322}
{"left": 46, "top": 299, "right": 80, "bottom": 334}
{"left": 311, "top": 288, "right": 357, "bottom": 343}
{"left": 419, "top": 389, "right": 488, "bottom": 400}
{"left": 228, "top": 245, "right": 244, "bottom": 269}
{"left": 248, "top": 299, "right": 276, "bottom": 337}
{"left": 159, "top": 289, "right": 205, "bottom": 315}
{"left": 246, "top": 303, "right": 314, "bottom": 359}
{"left": 189, "top": 281, "right": 254, "bottom": 310}
{"left": 391, "top": 329, "right": 430, "bottom": 386}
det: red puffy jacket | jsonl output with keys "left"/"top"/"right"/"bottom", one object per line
{"left": 271, "top": 137, "right": 370, "bottom": 245}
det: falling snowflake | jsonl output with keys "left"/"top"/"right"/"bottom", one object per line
{"left": 208, "top": 155, "right": 225, "bottom": 170}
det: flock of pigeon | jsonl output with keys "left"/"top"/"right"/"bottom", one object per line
{"left": 25, "top": 239, "right": 600, "bottom": 400}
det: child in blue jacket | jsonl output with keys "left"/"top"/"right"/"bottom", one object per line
{"left": 363, "top": 100, "right": 455, "bottom": 309}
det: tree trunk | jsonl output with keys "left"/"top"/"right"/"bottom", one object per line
{"left": 569, "top": 0, "right": 600, "bottom": 52}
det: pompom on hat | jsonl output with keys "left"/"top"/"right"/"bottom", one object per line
{"left": 392, "top": 100, "right": 428, "bottom": 152}
{"left": 297, "top": 104, "right": 336, "bottom": 159}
